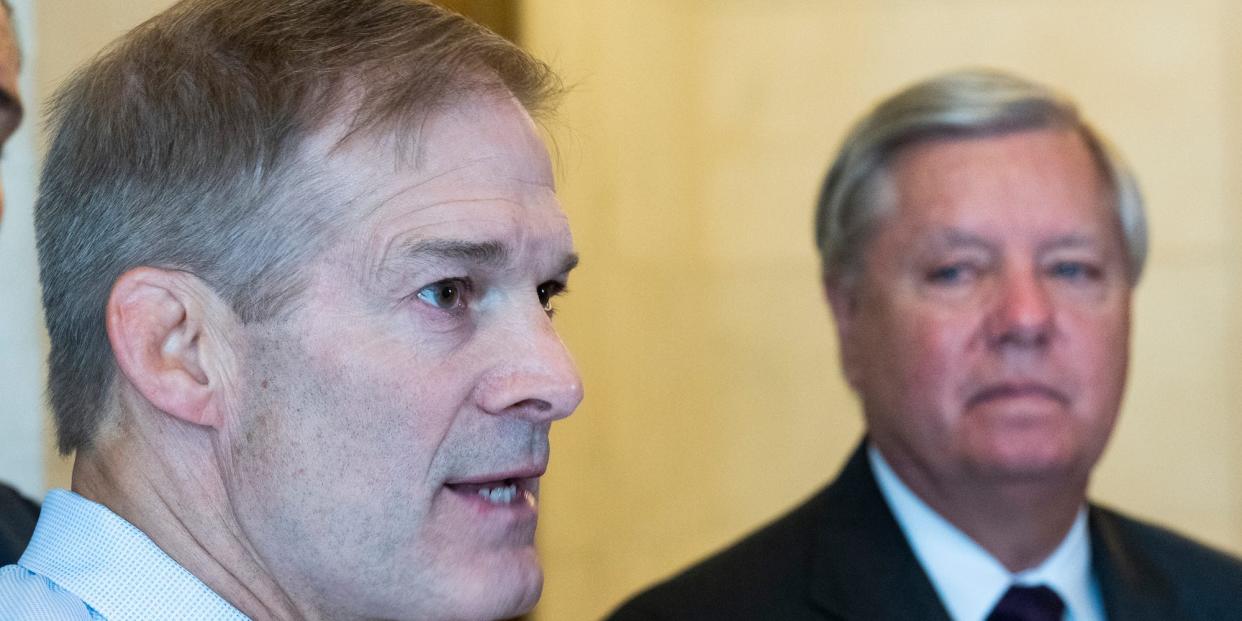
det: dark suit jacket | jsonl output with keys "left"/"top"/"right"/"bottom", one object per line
{"left": 0, "top": 482, "right": 39, "bottom": 566}
{"left": 607, "top": 442, "right": 1242, "bottom": 620}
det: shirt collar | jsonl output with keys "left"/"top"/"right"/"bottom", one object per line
{"left": 19, "top": 489, "right": 249, "bottom": 620}
{"left": 867, "top": 446, "right": 1104, "bottom": 621}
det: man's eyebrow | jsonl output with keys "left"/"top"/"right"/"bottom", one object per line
{"left": 923, "top": 229, "right": 1104, "bottom": 254}
{"left": 390, "top": 240, "right": 579, "bottom": 276}
{"left": 929, "top": 228, "right": 994, "bottom": 251}
{"left": 1039, "top": 233, "right": 1099, "bottom": 250}
{"left": 397, "top": 239, "right": 510, "bottom": 267}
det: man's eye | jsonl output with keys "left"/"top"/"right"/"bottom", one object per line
{"left": 926, "top": 263, "right": 974, "bottom": 284}
{"left": 1048, "top": 261, "right": 1100, "bottom": 281}
{"left": 537, "top": 280, "right": 567, "bottom": 314}
{"left": 415, "top": 278, "right": 470, "bottom": 311}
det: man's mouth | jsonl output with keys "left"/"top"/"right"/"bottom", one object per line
{"left": 967, "top": 382, "right": 1070, "bottom": 409}
{"left": 444, "top": 465, "right": 544, "bottom": 512}
{"left": 447, "top": 479, "right": 535, "bottom": 507}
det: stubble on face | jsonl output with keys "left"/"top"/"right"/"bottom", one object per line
{"left": 215, "top": 94, "right": 578, "bottom": 621}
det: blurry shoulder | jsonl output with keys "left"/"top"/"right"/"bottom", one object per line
{"left": 605, "top": 484, "right": 832, "bottom": 621}
{"left": 1092, "top": 504, "right": 1242, "bottom": 576}
{"left": 0, "top": 564, "right": 95, "bottom": 620}
{"left": 1091, "top": 503, "right": 1242, "bottom": 615}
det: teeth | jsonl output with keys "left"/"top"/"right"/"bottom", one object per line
{"left": 478, "top": 483, "right": 518, "bottom": 504}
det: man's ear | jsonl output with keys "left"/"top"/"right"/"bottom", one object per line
{"left": 824, "top": 275, "right": 862, "bottom": 391}
{"left": 106, "top": 267, "right": 237, "bottom": 428}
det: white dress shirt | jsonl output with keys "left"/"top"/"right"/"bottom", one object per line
{"left": 868, "top": 446, "right": 1106, "bottom": 621}
{"left": 0, "top": 490, "right": 249, "bottom": 620}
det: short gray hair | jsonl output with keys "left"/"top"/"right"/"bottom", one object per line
{"left": 37, "top": 0, "right": 562, "bottom": 454}
{"left": 814, "top": 68, "right": 1146, "bottom": 288}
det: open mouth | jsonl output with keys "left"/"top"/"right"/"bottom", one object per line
{"left": 446, "top": 478, "right": 536, "bottom": 507}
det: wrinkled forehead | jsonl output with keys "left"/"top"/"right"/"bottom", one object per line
{"left": 417, "top": 95, "right": 555, "bottom": 185}
{"left": 307, "top": 92, "right": 555, "bottom": 201}
{"left": 883, "top": 128, "right": 1111, "bottom": 214}
{"left": 297, "top": 93, "right": 567, "bottom": 263}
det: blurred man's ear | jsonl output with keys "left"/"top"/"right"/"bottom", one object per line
{"left": 105, "top": 267, "right": 237, "bottom": 428}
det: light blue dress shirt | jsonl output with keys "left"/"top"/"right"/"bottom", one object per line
{"left": 0, "top": 490, "right": 249, "bottom": 620}
{"left": 868, "top": 446, "right": 1106, "bottom": 621}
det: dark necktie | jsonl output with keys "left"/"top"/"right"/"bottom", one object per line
{"left": 985, "top": 584, "right": 1065, "bottom": 621}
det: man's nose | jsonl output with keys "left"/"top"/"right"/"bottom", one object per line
{"left": 988, "top": 267, "right": 1054, "bottom": 348}
{"left": 476, "top": 307, "right": 584, "bottom": 423}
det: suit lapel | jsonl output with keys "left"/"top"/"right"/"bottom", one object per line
{"left": 807, "top": 442, "right": 952, "bottom": 621}
{"left": 1089, "top": 506, "right": 1178, "bottom": 621}
{"left": 803, "top": 444, "right": 1183, "bottom": 620}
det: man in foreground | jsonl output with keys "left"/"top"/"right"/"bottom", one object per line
{"left": 610, "top": 69, "right": 1242, "bottom": 620}
{"left": 0, "top": 1, "right": 582, "bottom": 619}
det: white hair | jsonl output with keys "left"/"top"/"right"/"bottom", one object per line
{"left": 814, "top": 68, "right": 1146, "bottom": 287}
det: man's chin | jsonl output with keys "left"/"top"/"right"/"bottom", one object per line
{"left": 444, "top": 548, "right": 544, "bottom": 621}
{"left": 963, "top": 429, "right": 1090, "bottom": 482}
{"left": 967, "top": 445, "right": 1088, "bottom": 484}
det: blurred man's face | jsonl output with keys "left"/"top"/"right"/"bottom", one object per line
{"left": 830, "top": 128, "right": 1131, "bottom": 494}
{"left": 0, "top": 8, "right": 23, "bottom": 220}
{"left": 221, "top": 94, "right": 583, "bottom": 620}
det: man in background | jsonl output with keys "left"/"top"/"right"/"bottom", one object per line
{"left": 610, "top": 69, "right": 1242, "bottom": 620}
{"left": 0, "top": 1, "right": 583, "bottom": 619}
{"left": 0, "top": 0, "right": 38, "bottom": 568}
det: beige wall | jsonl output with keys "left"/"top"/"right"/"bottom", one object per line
{"left": 16, "top": 2, "right": 1242, "bottom": 621}
{"left": 524, "top": 1, "right": 1242, "bottom": 619}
